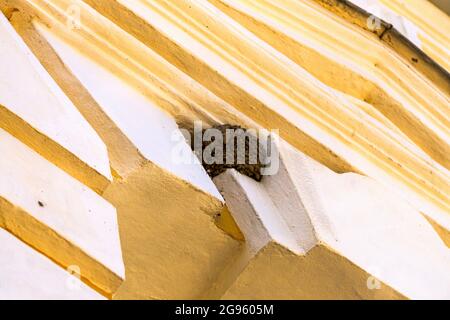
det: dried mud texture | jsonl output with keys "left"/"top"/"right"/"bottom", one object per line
{"left": 186, "top": 124, "right": 268, "bottom": 181}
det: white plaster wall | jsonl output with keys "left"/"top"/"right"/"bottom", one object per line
{"left": 0, "top": 228, "right": 105, "bottom": 300}
{"left": 0, "top": 12, "right": 111, "bottom": 180}
{"left": 349, "top": 0, "right": 422, "bottom": 47}
{"left": 38, "top": 25, "right": 223, "bottom": 201}
{"left": 0, "top": 127, "right": 124, "bottom": 282}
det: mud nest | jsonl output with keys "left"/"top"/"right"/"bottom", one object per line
{"left": 186, "top": 124, "right": 268, "bottom": 182}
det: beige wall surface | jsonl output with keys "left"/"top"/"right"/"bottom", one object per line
{"left": 430, "top": 0, "right": 450, "bottom": 14}
{"left": 0, "top": 0, "right": 448, "bottom": 300}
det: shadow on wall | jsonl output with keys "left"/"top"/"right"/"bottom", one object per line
{"left": 430, "top": 0, "right": 450, "bottom": 15}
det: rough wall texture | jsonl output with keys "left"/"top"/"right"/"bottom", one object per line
{"left": 0, "top": 0, "right": 448, "bottom": 300}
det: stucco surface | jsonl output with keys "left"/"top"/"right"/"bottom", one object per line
{"left": 0, "top": 0, "right": 448, "bottom": 300}
{"left": 0, "top": 228, "right": 105, "bottom": 300}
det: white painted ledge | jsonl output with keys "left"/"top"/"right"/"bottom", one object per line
{"left": 281, "top": 141, "right": 450, "bottom": 299}
{"left": 38, "top": 25, "right": 222, "bottom": 201}
{"left": 0, "top": 228, "right": 105, "bottom": 300}
{"left": 0, "top": 128, "right": 124, "bottom": 295}
{"left": 215, "top": 142, "right": 450, "bottom": 299}
{"left": 214, "top": 170, "right": 302, "bottom": 254}
{"left": 349, "top": 0, "right": 422, "bottom": 47}
{"left": 0, "top": 12, "right": 111, "bottom": 190}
